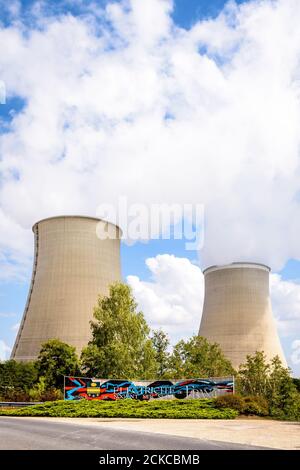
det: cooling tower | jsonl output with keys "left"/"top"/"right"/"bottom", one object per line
{"left": 198, "top": 262, "right": 286, "bottom": 369}
{"left": 11, "top": 216, "right": 121, "bottom": 361}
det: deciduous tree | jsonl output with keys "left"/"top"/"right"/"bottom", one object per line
{"left": 36, "top": 339, "right": 80, "bottom": 389}
{"left": 169, "top": 336, "right": 235, "bottom": 378}
{"left": 81, "top": 283, "right": 156, "bottom": 379}
{"left": 237, "top": 351, "right": 300, "bottom": 419}
{"left": 151, "top": 329, "right": 170, "bottom": 378}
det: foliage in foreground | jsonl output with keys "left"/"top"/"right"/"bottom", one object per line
{"left": 36, "top": 339, "right": 80, "bottom": 389}
{"left": 0, "top": 360, "right": 38, "bottom": 401}
{"left": 168, "top": 336, "right": 235, "bottom": 378}
{"left": 81, "top": 283, "right": 157, "bottom": 379}
{"left": 0, "top": 340, "right": 79, "bottom": 401}
{"left": 0, "top": 398, "right": 238, "bottom": 419}
{"left": 2, "top": 284, "right": 299, "bottom": 423}
{"left": 151, "top": 329, "right": 170, "bottom": 378}
{"left": 215, "top": 393, "right": 269, "bottom": 416}
{"left": 237, "top": 352, "right": 300, "bottom": 420}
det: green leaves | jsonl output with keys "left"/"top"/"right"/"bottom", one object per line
{"left": 36, "top": 339, "right": 80, "bottom": 390}
{"left": 168, "top": 336, "right": 235, "bottom": 378}
{"left": 237, "top": 351, "right": 300, "bottom": 420}
{"left": 80, "top": 283, "right": 157, "bottom": 379}
{"left": 151, "top": 329, "right": 170, "bottom": 378}
{"left": 0, "top": 398, "right": 238, "bottom": 420}
{"left": 0, "top": 360, "right": 38, "bottom": 399}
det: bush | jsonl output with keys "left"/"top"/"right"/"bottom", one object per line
{"left": 214, "top": 394, "right": 270, "bottom": 417}
{"left": 0, "top": 360, "right": 38, "bottom": 399}
{"left": 242, "top": 396, "right": 269, "bottom": 416}
{"left": 214, "top": 394, "right": 245, "bottom": 413}
{"left": 269, "top": 392, "right": 300, "bottom": 421}
{"left": 2, "top": 389, "right": 31, "bottom": 402}
{"left": 0, "top": 398, "right": 239, "bottom": 419}
{"left": 40, "top": 388, "right": 63, "bottom": 402}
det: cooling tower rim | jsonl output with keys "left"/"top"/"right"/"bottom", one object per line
{"left": 32, "top": 215, "right": 122, "bottom": 235}
{"left": 203, "top": 262, "right": 271, "bottom": 275}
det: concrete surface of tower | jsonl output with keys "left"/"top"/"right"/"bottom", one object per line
{"left": 11, "top": 216, "right": 122, "bottom": 361}
{"left": 198, "top": 262, "right": 286, "bottom": 369}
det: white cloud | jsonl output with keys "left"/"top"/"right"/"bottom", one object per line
{"left": 11, "top": 322, "right": 20, "bottom": 331}
{"left": 270, "top": 274, "right": 300, "bottom": 336}
{"left": 128, "top": 254, "right": 204, "bottom": 344}
{"left": 0, "top": 312, "right": 16, "bottom": 318}
{"left": 291, "top": 340, "right": 300, "bottom": 365}
{"left": 0, "top": 339, "right": 11, "bottom": 361}
{"left": 0, "top": 0, "right": 300, "bottom": 276}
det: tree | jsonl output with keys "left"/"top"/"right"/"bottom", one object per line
{"left": 0, "top": 360, "right": 38, "bottom": 399}
{"left": 268, "top": 356, "right": 299, "bottom": 418}
{"left": 293, "top": 377, "right": 300, "bottom": 392}
{"left": 36, "top": 339, "right": 80, "bottom": 390}
{"left": 151, "top": 329, "right": 170, "bottom": 378}
{"left": 81, "top": 282, "right": 156, "bottom": 379}
{"left": 237, "top": 351, "right": 270, "bottom": 397}
{"left": 168, "top": 336, "right": 235, "bottom": 378}
{"left": 237, "top": 351, "right": 300, "bottom": 419}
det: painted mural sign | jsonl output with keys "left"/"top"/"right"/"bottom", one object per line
{"left": 64, "top": 376, "right": 234, "bottom": 401}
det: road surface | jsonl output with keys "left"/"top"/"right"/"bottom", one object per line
{"left": 0, "top": 417, "right": 268, "bottom": 450}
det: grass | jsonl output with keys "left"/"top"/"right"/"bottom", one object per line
{"left": 0, "top": 398, "right": 238, "bottom": 419}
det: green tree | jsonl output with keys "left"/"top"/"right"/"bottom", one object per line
{"left": 293, "top": 377, "right": 300, "bottom": 392}
{"left": 169, "top": 336, "right": 235, "bottom": 378}
{"left": 81, "top": 282, "right": 156, "bottom": 379}
{"left": 151, "top": 329, "right": 170, "bottom": 378}
{"left": 237, "top": 351, "right": 270, "bottom": 397}
{"left": 0, "top": 360, "right": 38, "bottom": 400}
{"left": 268, "top": 356, "right": 299, "bottom": 419}
{"left": 237, "top": 352, "right": 300, "bottom": 419}
{"left": 36, "top": 339, "right": 80, "bottom": 390}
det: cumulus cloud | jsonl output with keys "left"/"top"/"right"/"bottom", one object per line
{"left": 0, "top": 339, "right": 11, "bottom": 361}
{"left": 128, "top": 254, "right": 204, "bottom": 344}
{"left": 1, "top": 0, "right": 300, "bottom": 276}
{"left": 129, "top": 255, "right": 300, "bottom": 355}
{"left": 291, "top": 340, "right": 300, "bottom": 365}
{"left": 270, "top": 274, "right": 300, "bottom": 336}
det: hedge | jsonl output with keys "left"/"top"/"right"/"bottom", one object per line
{"left": 0, "top": 398, "right": 238, "bottom": 419}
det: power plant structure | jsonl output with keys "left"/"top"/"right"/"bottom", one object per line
{"left": 11, "top": 216, "right": 122, "bottom": 362}
{"left": 198, "top": 262, "right": 286, "bottom": 369}
{"left": 11, "top": 217, "right": 287, "bottom": 370}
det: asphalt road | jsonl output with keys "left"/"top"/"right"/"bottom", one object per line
{"left": 0, "top": 417, "right": 268, "bottom": 450}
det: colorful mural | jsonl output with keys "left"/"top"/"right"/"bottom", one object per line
{"left": 64, "top": 376, "right": 234, "bottom": 401}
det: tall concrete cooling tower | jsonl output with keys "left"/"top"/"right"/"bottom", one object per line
{"left": 198, "top": 262, "right": 286, "bottom": 369}
{"left": 11, "top": 216, "right": 121, "bottom": 361}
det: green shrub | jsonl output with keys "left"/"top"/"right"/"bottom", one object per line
{"left": 0, "top": 398, "right": 238, "bottom": 419}
{"left": 0, "top": 360, "right": 38, "bottom": 398}
{"left": 40, "top": 388, "right": 63, "bottom": 402}
{"left": 214, "top": 394, "right": 245, "bottom": 413}
{"left": 242, "top": 396, "right": 269, "bottom": 416}
{"left": 269, "top": 392, "right": 300, "bottom": 421}
{"left": 2, "top": 389, "right": 31, "bottom": 402}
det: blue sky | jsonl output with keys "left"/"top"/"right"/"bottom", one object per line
{"left": 1, "top": 0, "right": 300, "bottom": 375}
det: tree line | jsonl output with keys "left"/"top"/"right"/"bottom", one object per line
{"left": 0, "top": 282, "right": 299, "bottom": 419}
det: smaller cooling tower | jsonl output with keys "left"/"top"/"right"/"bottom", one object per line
{"left": 198, "top": 262, "right": 286, "bottom": 369}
